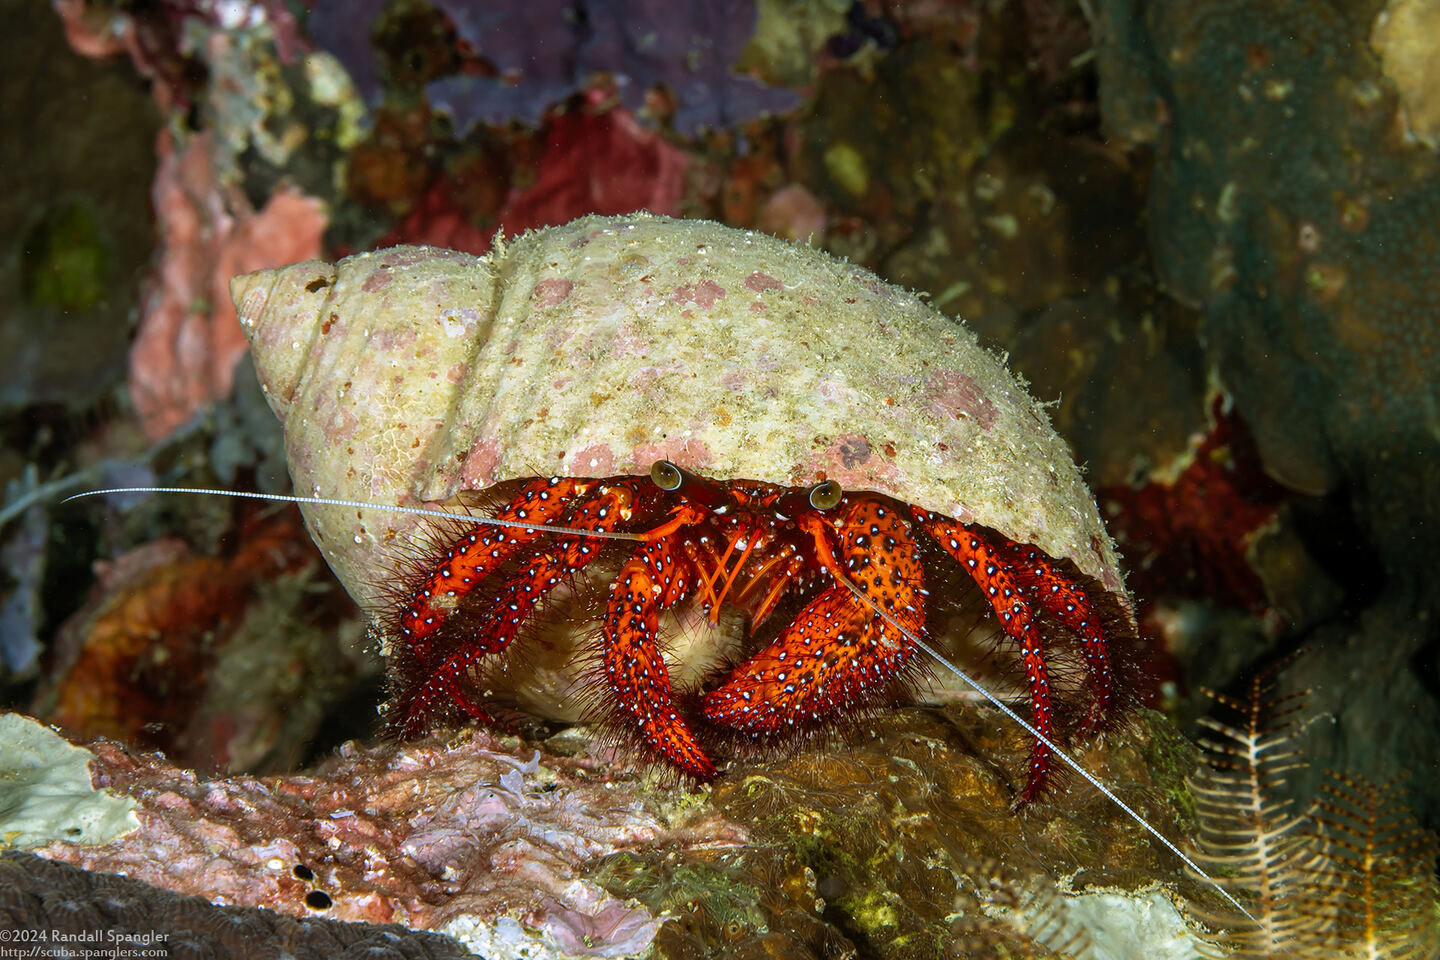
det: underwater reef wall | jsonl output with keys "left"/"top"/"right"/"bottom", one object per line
{"left": 1094, "top": 0, "right": 1440, "bottom": 822}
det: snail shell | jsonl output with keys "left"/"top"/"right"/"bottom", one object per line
{"left": 231, "top": 213, "right": 1132, "bottom": 641}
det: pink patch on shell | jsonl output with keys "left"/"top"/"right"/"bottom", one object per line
{"left": 368, "top": 326, "right": 419, "bottom": 352}
{"left": 323, "top": 405, "right": 359, "bottom": 442}
{"left": 671, "top": 279, "right": 726, "bottom": 309}
{"left": 566, "top": 443, "right": 617, "bottom": 477}
{"left": 926, "top": 370, "right": 999, "bottom": 429}
{"left": 743, "top": 271, "right": 783, "bottom": 292}
{"left": 631, "top": 438, "right": 715, "bottom": 473}
{"left": 531, "top": 278, "right": 574, "bottom": 307}
{"left": 804, "top": 433, "right": 902, "bottom": 492}
{"left": 614, "top": 320, "right": 648, "bottom": 357}
{"left": 720, "top": 371, "right": 744, "bottom": 392}
{"left": 461, "top": 436, "right": 504, "bottom": 487}
{"left": 361, "top": 270, "right": 391, "bottom": 293}
{"left": 568, "top": 228, "right": 606, "bottom": 250}
{"left": 446, "top": 362, "right": 467, "bottom": 384}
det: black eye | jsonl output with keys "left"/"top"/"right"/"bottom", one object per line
{"left": 650, "top": 460, "right": 683, "bottom": 491}
{"left": 808, "top": 479, "right": 843, "bottom": 510}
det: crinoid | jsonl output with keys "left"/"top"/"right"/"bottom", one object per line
{"left": 959, "top": 854, "right": 1096, "bottom": 959}
{"left": 1307, "top": 773, "right": 1439, "bottom": 959}
{"left": 1185, "top": 656, "right": 1440, "bottom": 958}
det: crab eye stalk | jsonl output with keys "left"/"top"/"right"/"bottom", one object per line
{"left": 649, "top": 459, "right": 731, "bottom": 510}
{"left": 808, "top": 479, "right": 843, "bottom": 511}
{"left": 774, "top": 478, "right": 843, "bottom": 519}
{"left": 650, "top": 460, "right": 684, "bottom": 491}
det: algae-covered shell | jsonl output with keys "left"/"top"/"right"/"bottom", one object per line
{"left": 231, "top": 213, "right": 1130, "bottom": 624}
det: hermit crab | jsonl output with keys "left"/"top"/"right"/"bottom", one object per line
{"left": 229, "top": 213, "right": 1136, "bottom": 801}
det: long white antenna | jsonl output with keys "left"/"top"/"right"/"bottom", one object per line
{"left": 62, "top": 487, "right": 643, "bottom": 542}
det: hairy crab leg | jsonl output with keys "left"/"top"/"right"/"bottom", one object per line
{"left": 821, "top": 561, "right": 1261, "bottom": 926}
{"left": 602, "top": 538, "right": 715, "bottom": 778}
{"left": 702, "top": 499, "right": 924, "bottom": 731}
{"left": 398, "top": 477, "right": 599, "bottom": 663}
{"left": 994, "top": 540, "right": 1114, "bottom": 732}
{"left": 912, "top": 509, "right": 1058, "bottom": 804}
{"left": 392, "top": 479, "right": 650, "bottom": 736}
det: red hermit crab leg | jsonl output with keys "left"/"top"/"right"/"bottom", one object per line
{"left": 392, "top": 478, "right": 653, "bottom": 736}
{"left": 994, "top": 539, "right": 1115, "bottom": 733}
{"left": 822, "top": 570, "right": 1261, "bottom": 927}
{"left": 912, "top": 509, "right": 1059, "bottom": 804}
{"left": 398, "top": 477, "right": 601, "bottom": 664}
{"left": 602, "top": 537, "right": 715, "bottom": 778}
{"left": 702, "top": 498, "right": 925, "bottom": 732}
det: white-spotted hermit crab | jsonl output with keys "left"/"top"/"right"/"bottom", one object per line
{"left": 227, "top": 213, "right": 1137, "bottom": 804}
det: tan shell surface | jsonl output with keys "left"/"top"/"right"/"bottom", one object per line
{"left": 232, "top": 213, "right": 1128, "bottom": 620}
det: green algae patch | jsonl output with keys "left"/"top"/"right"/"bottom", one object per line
{"left": 20, "top": 200, "right": 113, "bottom": 312}
{"left": 592, "top": 856, "right": 767, "bottom": 937}
{"left": 1139, "top": 707, "right": 1204, "bottom": 829}
{"left": 0, "top": 713, "right": 139, "bottom": 849}
{"left": 843, "top": 888, "right": 903, "bottom": 940}
{"left": 588, "top": 846, "right": 840, "bottom": 955}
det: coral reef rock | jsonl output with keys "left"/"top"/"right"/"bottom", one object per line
{"left": 7, "top": 718, "right": 745, "bottom": 956}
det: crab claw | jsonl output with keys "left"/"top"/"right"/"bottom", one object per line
{"left": 603, "top": 542, "right": 716, "bottom": 779}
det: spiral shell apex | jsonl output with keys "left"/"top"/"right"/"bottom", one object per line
{"left": 231, "top": 213, "right": 1130, "bottom": 626}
